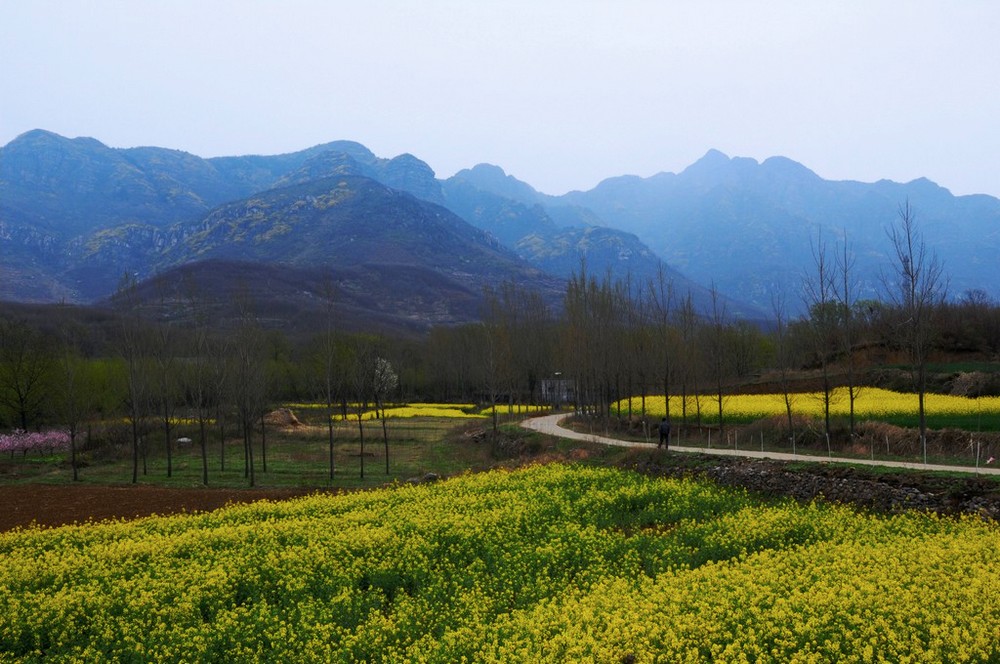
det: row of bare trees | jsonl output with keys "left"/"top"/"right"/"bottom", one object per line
{"left": 114, "top": 275, "right": 262, "bottom": 484}
{"left": 462, "top": 203, "right": 950, "bottom": 450}
{"left": 797, "top": 203, "right": 947, "bottom": 460}
{"left": 0, "top": 274, "right": 404, "bottom": 485}
{"left": 555, "top": 264, "right": 765, "bottom": 436}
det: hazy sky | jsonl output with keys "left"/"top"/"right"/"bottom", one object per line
{"left": 3, "top": 1, "right": 998, "bottom": 197}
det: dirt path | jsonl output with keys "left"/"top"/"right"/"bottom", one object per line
{"left": 524, "top": 413, "right": 1000, "bottom": 519}
{"left": 522, "top": 413, "right": 1000, "bottom": 477}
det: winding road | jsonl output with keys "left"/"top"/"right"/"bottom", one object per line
{"left": 522, "top": 413, "right": 1000, "bottom": 477}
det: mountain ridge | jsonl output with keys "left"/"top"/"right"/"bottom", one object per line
{"left": 555, "top": 149, "right": 1000, "bottom": 310}
{"left": 0, "top": 131, "right": 565, "bottom": 328}
{"left": 4, "top": 130, "right": 999, "bottom": 325}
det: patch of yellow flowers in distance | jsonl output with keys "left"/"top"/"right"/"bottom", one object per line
{"left": 620, "top": 387, "right": 1000, "bottom": 421}
{"left": 0, "top": 464, "right": 998, "bottom": 661}
{"left": 300, "top": 403, "right": 550, "bottom": 421}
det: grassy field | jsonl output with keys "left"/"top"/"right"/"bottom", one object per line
{"left": 0, "top": 408, "right": 541, "bottom": 490}
{"left": 9, "top": 387, "right": 1000, "bottom": 488}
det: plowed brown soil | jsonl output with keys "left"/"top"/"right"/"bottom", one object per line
{"left": 0, "top": 484, "right": 334, "bottom": 532}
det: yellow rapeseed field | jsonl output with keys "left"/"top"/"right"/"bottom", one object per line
{"left": 0, "top": 464, "right": 998, "bottom": 661}
{"left": 323, "top": 403, "right": 548, "bottom": 421}
{"left": 620, "top": 387, "right": 1000, "bottom": 423}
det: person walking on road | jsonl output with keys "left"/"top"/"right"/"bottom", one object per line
{"left": 658, "top": 417, "right": 671, "bottom": 449}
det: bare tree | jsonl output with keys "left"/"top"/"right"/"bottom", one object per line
{"left": 316, "top": 278, "right": 342, "bottom": 481}
{"left": 114, "top": 274, "right": 151, "bottom": 484}
{"left": 647, "top": 264, "right": 675, "bottom": 431}
{"left": 883, "top": 201, "right": 947, "bottom": 463}
{"left": 509, "top": 285, "right": 553, "bottom": 408}
{"left": 601, "top": 277, "right": 630, "bottom": 431}
{"left": 803, "top": 232, "right": 837, "bottom": 449}
{"left": 56, "top": 321, "right": 93, "bottom": 481}
{"left": 233, "top": 297, "right": 266, "bottom": 486}
{"left": 151, "top": 286, "right": 179, "bottom": 478}
{"left": 425, "top": 325, "right": 481, "bottom": 403}
{"left": 483, "top": 281, "right": 554, "bottom": 415}
{"left": 705, "top": 284, "right": 730, "bottom": 434}
{"left": 675, "top": 292, "right": 701, "bottom": 430}
{"left": 481, "top": 288, "right": 515, "bottom": 432}
{"left": 213, "top": 340, "right": 232, "bottom": 474}
{"left": 181, "top": 277, "right": 214, "bottom": 485}
{"left": 350, "top": 338, "right": 375, "bottom": 479}
{"left": 626, "top": 280, "right": 653, "bottom": 428}
{"left": 950, "top": 289, "right": 1000, "bottom": 355}
{"left": 372, "top": 356, "right": 398, "bottom": 474}
{"left": 770, "top": 291, "right": 799, "bottom": 452}
{"left": 835, "top": 231, "right": 862, "bottom": 437}
{"left": 0, "top": 318, "right": 55, "bottom": 431}
{"left": 561, "top": 270, "right": 594, "bottom": 420}
{"left": 561, "top": 264, "right": 616, "bottom": 425}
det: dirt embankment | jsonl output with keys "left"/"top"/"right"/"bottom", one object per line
{"left": 0, "top": 484, "right": 333, "bottom": 533}
{"left": 624, "top": 452, "right": 1000, "bottom": 520}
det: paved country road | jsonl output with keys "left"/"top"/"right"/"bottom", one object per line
{"left": 522, "top": 413, "right": 1000, "bottom": 477}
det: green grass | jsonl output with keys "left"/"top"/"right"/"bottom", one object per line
{"left": 879, "top": 412, "right": 1000, "bottom": 431}
{"left": 0, "top": 416, "right": 517, "bottom": 489}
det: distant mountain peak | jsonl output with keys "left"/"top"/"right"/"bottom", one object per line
{"left": 5, "top": 129, "right": 108, "bottom": 152}
{"left": 302, "top": 140, "right": 377, "bottom": 164}
{"left": 701, "top": 148, "right": 731, "bottom": 162}
{"left": 382, "top": 153, "right": 443, "bottom": 204}
{"left": 273, "top": 150, "right": 368, "bottom": 187}
{"left": 905, "top": 176, "right": 949, "bottom": 193}
{"left": 450, "top": 163, "right": 541, "bottom": 205}
{"left": 677, "top": 149, "right": 824, "bottom": 187}
{"left": 390, "top": 152, "right": 428, "bottom": 164}
{"left": 454, "top": 163, "right": 514, "bottom": 185}
{"left": 10, "top": 128, "right": 72, "bottom": 143}
{"left": 680, "top": 149, "right": 742, "bottom": 178}
{"left": 467, "top": 163, "right": 508, "bottom": 177}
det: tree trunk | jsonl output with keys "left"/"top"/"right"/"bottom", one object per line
{"left": 357, "top": 410, "right": 366, "bottom": 479}
{"left": 163, "top": 407, "right": 172, "bottom": 479}
{"left": 382, "top": 404, "right": 390, "bottom": 475}
{"left": 245, "top": 424, "right": 255, "bottom": 487}
{"left": 218, "top": 408, "right": 226, "bottom": 473}
{"left": 70, "top": 427, "right": 78, "bottom": 482}
{"left": 131, "top": 419, "right": 139, "bottom": 484}
{"left": 199, "top": 418, "right": 208, "bottom": 486}
{"left": 328, "top": 399, "right": 335, "bottom": 480}
{"left": 260, "top": 412, "right": 267, "bottom": 474}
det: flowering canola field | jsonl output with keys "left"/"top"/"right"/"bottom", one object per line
{"left": 286, "top": 402, "right": 483, "bottom": 421}
{"left": 622, "top": 387, "right": 1000, "bottom": 426}
{"left": 317, "top": 403, "right": 548, "bottom": 422}
{"left": 1, "top": 464, "right": 999, "bottom": 662}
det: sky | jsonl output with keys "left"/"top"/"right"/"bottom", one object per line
{"left": 2, "top": 1, "right": 999, "bottom": 197}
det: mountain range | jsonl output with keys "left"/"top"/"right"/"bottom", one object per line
{"left": 3, "top": 129, "right": 999, "bottom": 332}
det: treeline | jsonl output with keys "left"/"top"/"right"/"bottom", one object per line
{"left": 4, "top": 272, "right": 1000, "bottom": 433}
{"left": 3, "top": 207, "right": 1000, "bottom": 478}
{"left": 0, "top": 279, "right": 404, "bottom": 486}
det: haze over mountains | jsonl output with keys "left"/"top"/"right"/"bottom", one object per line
{"left": 3, "top": 129, "right": 999, "bottom": 331}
